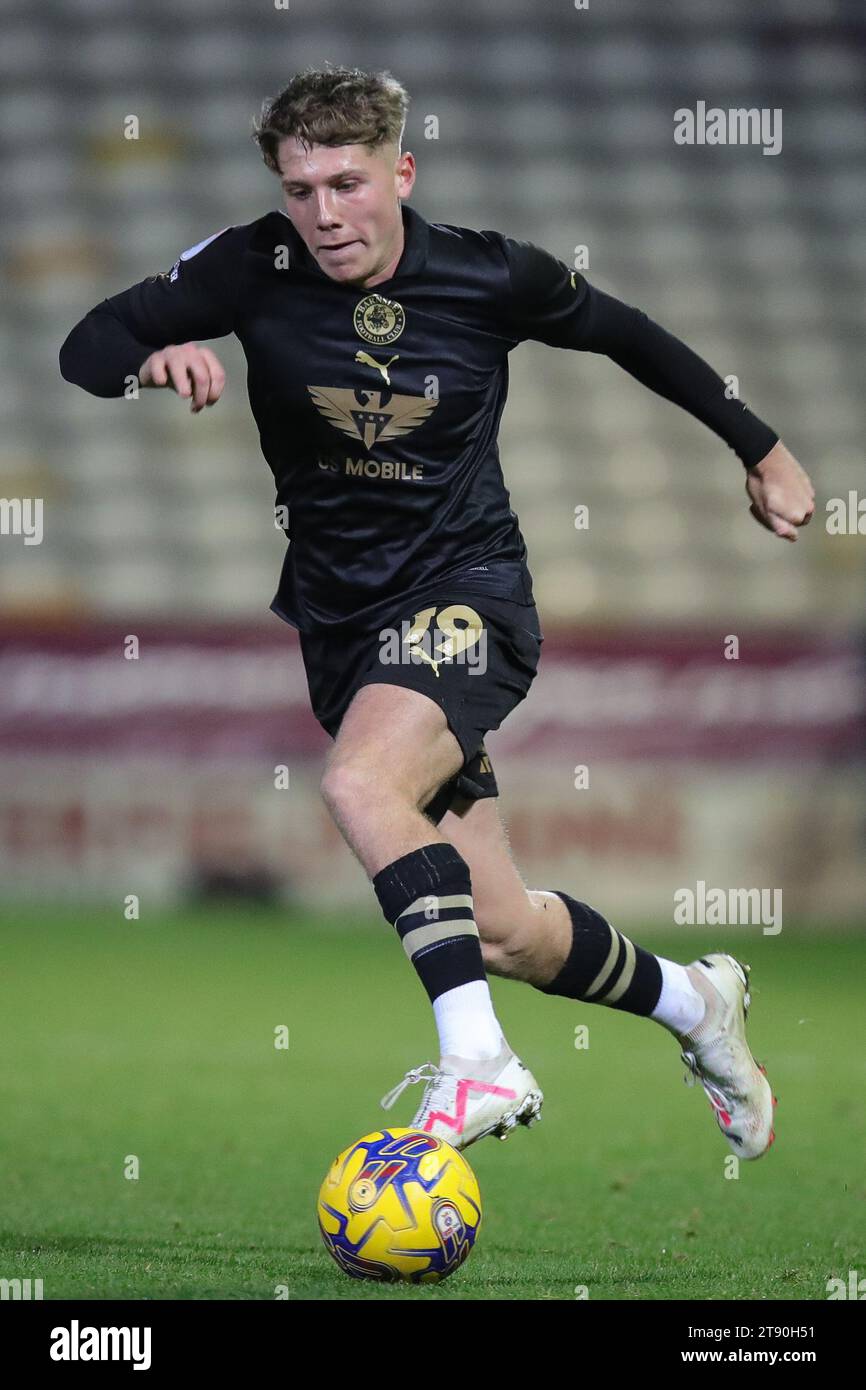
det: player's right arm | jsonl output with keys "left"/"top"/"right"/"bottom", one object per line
{"left": 137, "top": 341, "right": 226, "bottom": 413}
{"left": 59, "top": 224, "right": 245, "bottom": 410}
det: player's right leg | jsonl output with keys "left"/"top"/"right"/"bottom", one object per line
{"left": 318, "top": 681, "right": 543, "bottom": 1149}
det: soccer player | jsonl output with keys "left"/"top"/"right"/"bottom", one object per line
{"left": 60, "top": 65, "right": 814, "bottom": 1160}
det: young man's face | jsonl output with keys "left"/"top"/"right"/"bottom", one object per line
{"left": 276, "top": 138, "right": 415, "bottom": 288}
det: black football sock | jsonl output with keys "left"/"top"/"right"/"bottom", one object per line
{"left": 372, "top": 842, "right": 487, "bottom": 1006}
{"left": 536, "top": 891, "right": 663, "bottom": 1016}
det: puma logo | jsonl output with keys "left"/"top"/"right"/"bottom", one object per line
{"left": 354, "top": 350, "right": 399, "bottom": 385}
{"left": 406, "top": 635, "right": 443, "bottom": 677}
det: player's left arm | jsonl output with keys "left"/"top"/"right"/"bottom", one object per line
{"left": 494, "top": 235, "right": 816, "bottom": 541}
{"left": 742, "top": 438, "right": 815, "bottom": 542}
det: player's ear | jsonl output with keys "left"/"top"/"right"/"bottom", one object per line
{"left": 395, "top": 149, "right": 416, "bottom": 194}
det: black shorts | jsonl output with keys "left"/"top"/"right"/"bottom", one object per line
{"left": 299, "top": 593, "right": 543, "bottom": 824}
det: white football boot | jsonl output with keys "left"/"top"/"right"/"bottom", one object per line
{"left": 676, "top": 953, "right": 777, "bottom": 1160}
{"left": 380, "top": 1043, "right": 543, "bottom": 1150}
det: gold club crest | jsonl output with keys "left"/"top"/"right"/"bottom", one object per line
{"left": 354, "top": 293, "right": 405, "bottom": 345}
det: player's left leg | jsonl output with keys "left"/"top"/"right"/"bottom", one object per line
{"left": 439, "top": 796, "right": 776, "bottom": 1159}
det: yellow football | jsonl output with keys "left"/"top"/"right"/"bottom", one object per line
{"left": 317, "top": 1127, "right": 482, "bottom": 1283}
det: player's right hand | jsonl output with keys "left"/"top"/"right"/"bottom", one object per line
{"left": 139, "top": 343, "right": 226, "bottom": 412}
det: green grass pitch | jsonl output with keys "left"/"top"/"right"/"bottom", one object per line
{"left": 2, "top": 904, "right": 862, "bottom": 1300}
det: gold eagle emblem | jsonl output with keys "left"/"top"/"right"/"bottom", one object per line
{"left": 307, "top": 387, "right": 439, "bottom": 450}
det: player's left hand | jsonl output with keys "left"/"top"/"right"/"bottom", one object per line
{"left": 745, "top": 440, "right": 815, "bottom": 542}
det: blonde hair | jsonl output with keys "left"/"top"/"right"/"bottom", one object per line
{"left": 253, "top": 64, "right": 409, "bottom": 172}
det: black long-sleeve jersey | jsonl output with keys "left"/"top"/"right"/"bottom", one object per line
{"left": 59, "top": 202, "right": 779, "bottom": 633}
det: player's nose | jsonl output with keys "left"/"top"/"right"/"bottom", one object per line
{"left": 315, "top": 194, "right": 340, "bottom": 227}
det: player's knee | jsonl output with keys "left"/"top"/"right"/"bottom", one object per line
{"left": 479, "top": 930, "right": 534, "bottom": 980}
{"left": 320, "top": 756, "right": 412, "bottom": 820}
{"left": 475, "top": 898, "right": 537, "bottom": 979}
{"left": 319, "top": 759, "right": 374, "bottom": 819}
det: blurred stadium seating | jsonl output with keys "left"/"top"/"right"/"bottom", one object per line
{"left": 0, "top": 1, "right": 863, "bottom": 915}
{"left": 0, "top": 0, "right": 863, "bottom": 624}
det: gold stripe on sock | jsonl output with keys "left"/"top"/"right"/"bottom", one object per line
{"left": 600, "top": 936, "right": 636, "bottom": 1004}
{"left": 401, "top": 917, "right": 480, "bottom": 960}
{"left": 585, "top": 923, "right": 620, "bottom": 997}
{"left": 397, "top": 892, "right": 474, "bottom": 922}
